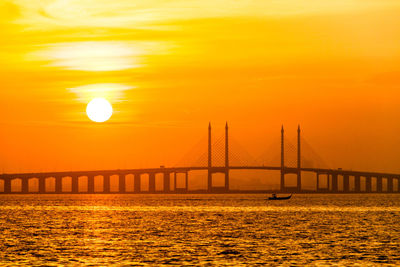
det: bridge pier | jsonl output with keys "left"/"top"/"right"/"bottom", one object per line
{"left": 39, "top": 177, "right": 45, "bottom": 193}
{"left": 354, "top": 175, "right": 361, "bottom": 192}
{"left": 163, "top": 172, "right": 170, "bottom": 193}
{"left": 327, "top": 174, "right": 330, "bottom": 191}
{"left": 297, "top": 172, "right": 301, "bottom": 192}
{"left": 119, "top": 174, "right": 126, "bottom": 193}
{"left": 398, "top": 178, "right": 400, "bottom": 193}
{"left": 207, "top": 171, "right": 212, "bottom": 193}
{"left": 134, "top": 174, "right": 141, "bottom": 193}
{"left": 377, "top": 176, "right": 383, "bottom": 193}
{"left": 224, "top": 169, "right": 229, "bottom": 192}
{"left": 173, "top": 173, "right": 177, "bottom": 192}
{"left": 55, "top": 176, "right": 62, "bottom": 194}
{"left": 185, "top": 172, "right": 189, "bottom": 192}
{"left": 387, "top": 177, "right": 393, "bottom": 193}
{"left": 366, "top": 176, "right": 372, "bottom": 192}
{"left": 331, "top": 174, "right": 338, "bottom": 192}
{"left": 4, "top": 177, "right": 11, "bottom": 194}
{"left": 103, "top": 175, "right": 110, "bottom": 193}
{"left": 149, "top": 173, "right": 156, "bottom": 193}
{"left": 88, "top": 175, "right": 94, "bottom": 193}
{"left": 72, "top": 176, "right": 79, "bottom": 194}
{"left": 343, "top": 175, "right": 350, "bottom": 192}
{"left": 280, "top": 172, "right": 285, "bottom": 192}
{"left": 316, "top": 173, "right": 319, "bottom": 191}
{"left": 22, "top": 178, "right": 29, "bottom": 194}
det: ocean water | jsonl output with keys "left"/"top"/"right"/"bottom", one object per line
{"left": 0, "top": 194, "right": 400, "bottom": 266}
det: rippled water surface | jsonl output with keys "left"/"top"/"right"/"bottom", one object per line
{"left": 1, "top": 194, "right": 400, "bottom": 266}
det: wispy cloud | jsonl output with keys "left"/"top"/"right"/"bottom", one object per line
{"left": 27, "top": 40, "right": 174, "bottom": 71}
{"left": 67, "top": 83, "right": 134, "bottom": 103}
{"left": 10, "top": 0, "right": 400, "bottom": 31}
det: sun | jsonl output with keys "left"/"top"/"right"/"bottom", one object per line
{"left": 86, "top": 98, "right": 113, "bottom": 122}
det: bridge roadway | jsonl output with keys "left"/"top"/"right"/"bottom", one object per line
{"left": 0, "top": 166, "right": 400, "bottom": 194}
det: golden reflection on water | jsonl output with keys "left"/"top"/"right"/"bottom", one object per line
{"left": 1, "top": 205, "right": 400, "bottom": 213}
{"left": 1, "top": 194, "right": 400, "bottom": 265}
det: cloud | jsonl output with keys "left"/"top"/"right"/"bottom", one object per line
{"left": 67, "top": 83, "right": 135, "bottom": 103}
{"left": 27, "top": 40, "right": 174, "bottom": 71}
{"left": 10, "top": 0, "right": 400, "bottom": 31}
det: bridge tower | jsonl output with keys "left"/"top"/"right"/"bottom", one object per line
{"left": 297, "top": 125, "right": 302, "bottom": 192}
{"left": 225, "top": 122, "right": 229, "bottom": 191}
{"left": 280, "top": 126, "right": 285, "bottom": 191}
{"left": 207, "top": 122, "right": 230, "bottom": 193}
{"left": 207, "top": 122, "right": 212, "bottom": 192}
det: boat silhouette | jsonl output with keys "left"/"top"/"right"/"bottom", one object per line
{"left": 268, "top": 194, "right": 292, "bottom": 200}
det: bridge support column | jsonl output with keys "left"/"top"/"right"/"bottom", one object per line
{"left": 88, "top": 176, "right": 94, "bottom": 193}
{"left": 134, "top": 174, "right": 141, "bottom": 193}
{"left": 397, "top": 178, "right": 400, "bottom": 193}
{"left": 366, "top": 176, "right": 372, "bottom": 193}
{"left": 224, "top": 169, "right": 229, "bottom": 192}
{"left": 327, "top": 174, "right": 330, "bottom": 191}
{"left": 355, "top": 175, "right": 361, "bottom": 193}
{"left": 297, "top": 171, "right": 301, "bottom": 192}
{"left": 55, "top": 176, "right": 62, "bottom": 194}
{"left": 343, "top": 175, "right": 350, "bottom": 192}
{"left": 208, "top": 171, "right": 212, "bottom": 193}
{"left": 185, "top": 172, "right": 189, "bottom": 192}
{"left": 377, "top": 176, "right": 382, "bottom": 193}
{"left": 22, "top": 178, "right": 29, "bottom": 194}
{"left": 72, "top": 176, "right": 79, "bottom": 193}
{"left": 103, "top": 175, "right": 110, "bottom": 193}
{"left": 119, "top": 174, "right": 126, "bottom": 193}
{"left": 39, "top": 177, "right": 45, "bottom": 193}
{"left": 280, "top": 171, "right": 285, "bottom": 192}
{"left": 174, "top": 173, "right": 177, "bottom": 192}
{"left": 4, "top": 177, "right": 11, "bottom": 194}
{"left": 316, "top": 173, "right": 320, "bottom": 191}
{"left": 149, "top": 173, "right": 156, "bottom": 193}
{"left": 332, "top": 174, "right": 338, "bottom": 192}
{"left": 387, "top": 177, "right": 393, "bottom": 193}
{"left": 163, "top": 172, "right": 170, "bottom": 193}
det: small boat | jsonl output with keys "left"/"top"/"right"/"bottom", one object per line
{"left": 268, "top": 194, "right": 292, "bottom": 200}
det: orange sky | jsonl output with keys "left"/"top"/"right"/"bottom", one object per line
{"left": 0, "top": 0, "right": 400, "bottom": 174}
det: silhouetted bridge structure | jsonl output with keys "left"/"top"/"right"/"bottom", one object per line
{"left": 1, "top": 124, "right": 399, "bottom": 194}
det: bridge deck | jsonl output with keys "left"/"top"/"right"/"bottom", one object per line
{"left": 0, "top": 166, "right": 399, "bottom": 179}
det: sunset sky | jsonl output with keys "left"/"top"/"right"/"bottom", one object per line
{"left": 1, "top": 0, "right": 400, "bottom": 174}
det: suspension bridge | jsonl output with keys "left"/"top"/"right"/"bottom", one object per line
{"left": 0, "top": 123, "right": 399, "bottom": 194}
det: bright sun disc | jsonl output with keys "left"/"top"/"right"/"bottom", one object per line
{"left": 86, "top": 98, "right": 113, "bottom": 122}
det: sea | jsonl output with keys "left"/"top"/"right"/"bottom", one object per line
{"left": 0, "top": 194, "right": 400, "bottom": 266}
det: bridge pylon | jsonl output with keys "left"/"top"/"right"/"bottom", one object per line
{"left": 279, "top": 125, "right": 302, "bottom": 193}
{"left": 207, "top": 122, "right": 230, "bottom": 193}
{"left": 207, "top": 122, "right": 212, "bottom": 192}
{"left": 297, "top": 125, "right": 301, "bottom": 192}
{"left": 280, "top": 125, "right": 285, "bottom": 191}
{"left": 225, "top": 122, "right": 229, "bottom": 191}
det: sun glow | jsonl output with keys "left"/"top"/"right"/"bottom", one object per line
{"left": 40, "top": 41, "right": 140, "bottom": 71}
{"left": 30, "top": 41, "right": 172, "bottom": 72}
{"left": 68, "top": 83, "right": 134, "bottom": 103}
{"left": 86, "top": 98, "right": 113, "bottom": 122}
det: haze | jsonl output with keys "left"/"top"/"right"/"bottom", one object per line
{"left": 1, "top": 0, "right": 399, "bottom": 175}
